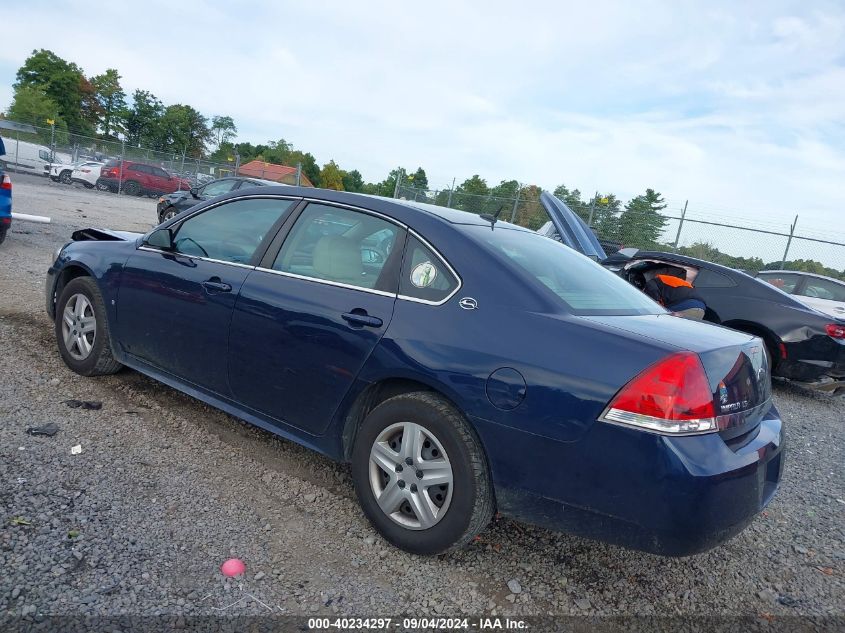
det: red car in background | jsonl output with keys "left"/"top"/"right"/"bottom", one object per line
{"left": 96, "top": 160, "right": 191, "bottom": 197}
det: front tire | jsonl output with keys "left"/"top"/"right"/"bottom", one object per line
{"left": 160, "top": 207, "right": 179, "bottom": 223}
{"left": 351, "top": 392, "right": 494, "bottom": 555}
{"left": 59, "top": 170, "right": 73, "bottom": 184}
{"left": 55, "top": 277, "right": 122, "bottom": 376}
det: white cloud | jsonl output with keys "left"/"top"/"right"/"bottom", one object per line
{"left": 0, "top": 0, "right": 843, "bottom": 250}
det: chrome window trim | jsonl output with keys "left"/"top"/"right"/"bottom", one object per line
{"left": 253, "top": 266, "right": 397, "bottom": 298}
{"left": 300, "top": 198, "right": 408, "bottom": 229}
{"left": 396, "top": 229, "right": 463, "bottom": 307}
{"left": 161, "top": 193, "right": 304, "bottom": 227}
{"left": 137, "top": 245, "right": 256, "bottom": 270}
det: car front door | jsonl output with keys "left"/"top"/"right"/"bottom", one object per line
{"left": 116, "top": 197, "right": 297, "bottom": 395}
{"left": 228, "top": 202, "right": 405, "bottom": 434}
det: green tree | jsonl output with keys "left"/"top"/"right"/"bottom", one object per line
{"left": 5, "top": 86, "right": 68, "bottom": 143}
{"left": 455, "top": 175, "right": 490, "bottom": 214}
{"left": 14, "top": 49, "right": 93, "bottom": 135}
{"left": 124, "top": 90, "right": 165, "bottom": 148}
{"left": 159, "top": 104, "right": 211, "bottom": 157}
{"left": 320, "top": 160, "right": 345, "bottom": 190}
{"left": 210, "top": 115, "right": 237, "bottom": 148}
{"left": 342, "top": 169, "right": 364, "bottom": 192}
{"left": 553, "top": 184, "right": 589, "bottom": 222}
{"left": 618, "top": 188, "right": 668, "bottom": 248}
{"left": 409, "top": 167, "right": 428, "bottom": 190}
{"left": 379, "top": 167, "right": 409, "bottom": 198}
{"left": 588, "top": 193, "right": 622, "bottom": 241}
{"left": 90, "top": 69, "right": 126, "bottom": 138}
{"left": 491, "top": 179, "right": 519, "bottom": 200}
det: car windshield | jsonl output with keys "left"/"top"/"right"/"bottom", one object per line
{"left": 468, "top": 226, "right": 664, "bottom": 316}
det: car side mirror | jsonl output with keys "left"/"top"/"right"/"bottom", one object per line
{"left": 145, "top": 227, "right": 175, "bottom": 250}
{"left": 190, "top": 187, "right": 199, "bottom": 198}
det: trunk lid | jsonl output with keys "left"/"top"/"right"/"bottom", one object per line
{"left": 584, "top": 314, "right": 772, "bottom": 437}
{"left": 537, "top": 191, "right": 607, "bottom": 261}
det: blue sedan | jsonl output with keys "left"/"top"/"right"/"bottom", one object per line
{"left": 46, "top": 187, "right": 784, "bottom": 555}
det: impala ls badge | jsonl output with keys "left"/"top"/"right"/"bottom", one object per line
{"left": 459, "top": 297, "right": 478, "bottom": 310}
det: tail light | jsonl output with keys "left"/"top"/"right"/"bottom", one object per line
{"left": 1, "top": 174, "right": 11, "bottom": 190}
{"left": 1, "top": 217, "right": 10, "bottom": 225}
{"left": 826, "top": 324, "right": 845, "bottom": 339}
{"left": 601, "top": 352, "right": 717, "bottom": 434}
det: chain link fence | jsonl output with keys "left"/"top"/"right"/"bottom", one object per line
{"left": 0, "top": 122, "right": 237, "bottom": 192}
{"left": 396, "top": 184, "right": 845, "bottom": 278}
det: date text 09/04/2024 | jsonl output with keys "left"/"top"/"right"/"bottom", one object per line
{"left": 307, "top": 617, "right": 528, "bottom": 630}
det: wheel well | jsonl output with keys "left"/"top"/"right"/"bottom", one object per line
{"left": 340, "top": 378, "right": 441, "bottom": 461}
{"left": 52, "top": 265, "right": 91, "bottom": 312}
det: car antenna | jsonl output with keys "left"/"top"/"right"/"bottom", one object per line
{"left": 479, "top": 205, "right": 506, "bottom": 226}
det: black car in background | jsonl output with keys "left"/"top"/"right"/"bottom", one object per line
{"left": 156, "top": 176, "right": 279, "bottom": 223}
{"left": 603, "top": 249, "right": 845, "bottom": 393}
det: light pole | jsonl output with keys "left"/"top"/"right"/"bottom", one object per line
{"left": 46, "top": 118, "right": 56, "bottom": 162}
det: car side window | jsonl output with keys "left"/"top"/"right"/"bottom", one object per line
{"left": 272, "top": 203, "right": 403, "bottom": 292}
{"left": 694, "top": 268, "right": 735, "bottom": 288}
{"left": 172, "top": 198, "right": 294, "bottom": 264}
{"left": 398, "top": 236, "right": 459, "bottom": 304}
{"left": 153, "top": 167, "right": 170, "bottom": 178}
{"left": 200, "top": 179, "right": 236, "bottom": 197}
{"left": 802, "top": 278, "right": 845, "bottom": 302}
{"left": 759, "top": 273, "right": 801, "bottom": 294}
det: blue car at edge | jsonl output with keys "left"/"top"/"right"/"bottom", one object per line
{"left": 46, "top": 187, "right": 784, "bottom": 556}
{"left": 0, "top": 137, "right": 11, "bottom": 245}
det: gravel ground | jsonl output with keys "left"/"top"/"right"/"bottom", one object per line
{"left": 0, "top": 174, "right": 843, "bottom": 620}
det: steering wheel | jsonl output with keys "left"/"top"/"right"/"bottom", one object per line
{"left": 175, "top": 237, "right": 209, "bottom": 258}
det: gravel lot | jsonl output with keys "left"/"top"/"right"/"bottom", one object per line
{"left": 1, "top": 174, "right": 843, "bottom": 621}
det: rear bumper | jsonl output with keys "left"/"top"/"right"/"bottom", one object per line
{"left": 778, "top": 337, "right": 845, "bottom": 389}
{"left": 474, "top": 408, "right": 784, "bottom": 556}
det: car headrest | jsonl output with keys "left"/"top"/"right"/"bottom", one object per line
{"left": 313, "top": 235, "right": 362, "bottom": 283}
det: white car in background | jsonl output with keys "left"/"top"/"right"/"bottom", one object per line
{"left": 48, "top": 161, "right": 78, "bottom": 184}
{"left": 757, "top": 270, "right": 845, "bottom": 319}
{"left": 69, "top": 161, "right": 105, "bottom": 188}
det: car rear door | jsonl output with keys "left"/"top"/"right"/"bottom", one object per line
{"left": 228, "top": 201, "right": 405, "bottom": 434}
{"left": 116, "top": 197, "right": 296, "bottom": 395}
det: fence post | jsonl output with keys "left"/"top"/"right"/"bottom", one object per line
{"left": 296, "top": 162, "right": 302, "bottom": 186}
{"left": 118, "top": 140, "right": 125, "bottom": 195}
{"left": 672, "top": 200, "right": 688, "bottom": 250}
{"left": 179, "top": 147, "right": 186, "bottom": 191}
{"left": 393, "top": 168, "right": 404, "bottom": 198}
{"left": 446, "top": 177, "right": 455, "bottom": 208}
{"left": 780, "top": 215, "right": 799, "bottom": 268}
{"left": 14, "top": 131, "right": 19, "bottom": 172}
{"left": 588, "top": 191, "right": 598, "bottom": 227}
{"left": 509, "top": 183, "right": 521, "bottom": 223}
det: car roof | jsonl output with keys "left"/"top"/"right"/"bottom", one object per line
{"left": 758, "top": 270, "right": 845, "bottom": 285}
{"left": 629, "top": 250, "right": 745, "bottom": 277}
{"left": 242, "top": 185, "right": 533, "bottom": 231}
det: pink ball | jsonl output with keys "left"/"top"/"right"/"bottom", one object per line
{"left": 220, "top": 558, "right": 246, "bottom": 577}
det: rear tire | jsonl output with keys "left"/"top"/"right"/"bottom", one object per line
{"left": 55, "top": 277, "right": 122, "bottom": 377}
{"left": 123, "top": 180, "right": 141, "bottom": 196}
{"left": 0, "top": 226, "right": 7, "bottom": 246}
{"left": 351, "top": 391, "right": 494, "bottom": 555}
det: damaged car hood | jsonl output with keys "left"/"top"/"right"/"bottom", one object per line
{"left": 71, "top": 228, "right": 144, "bottom": 242}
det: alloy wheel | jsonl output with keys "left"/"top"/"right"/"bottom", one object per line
{"left": 61, "top": 294, "right": 97, "bottom": 361}
{"left": 369, "top": 422, "right": 453, "bottom": 530}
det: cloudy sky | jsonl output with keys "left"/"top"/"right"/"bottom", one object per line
{"left": 0, "top": 1, "right": 843, "bottom": 259}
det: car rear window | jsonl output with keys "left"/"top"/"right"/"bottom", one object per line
{"left": 468, "top": 227, "right": 663, "bottom": 315}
